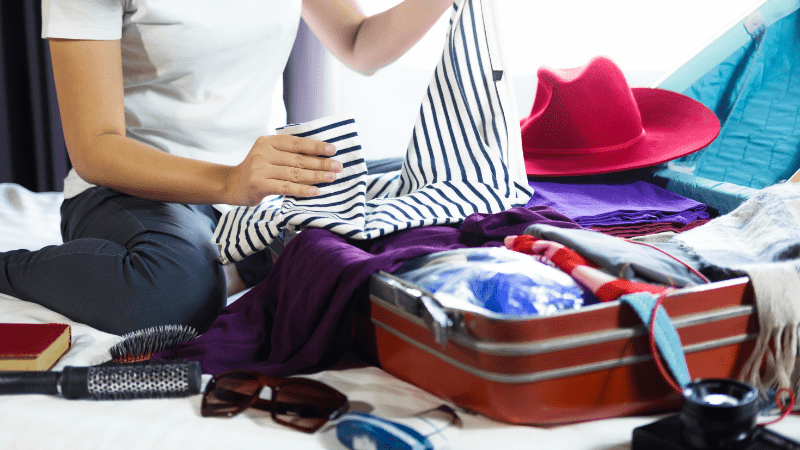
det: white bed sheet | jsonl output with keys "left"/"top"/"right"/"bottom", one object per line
{"left": 1, "top": 182, "right": 798, "bottom": 450}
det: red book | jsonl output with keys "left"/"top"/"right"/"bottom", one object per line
{"left": 0, "top": 323, "right": 72, "bottom": 371}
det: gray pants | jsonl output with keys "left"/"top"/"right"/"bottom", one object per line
{"left": 0, "top": 158, "right": 403, "bottom": 335}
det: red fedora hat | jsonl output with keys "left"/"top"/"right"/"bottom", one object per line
{"left": 520, "top": 56, "right": 720, "bottom": 177}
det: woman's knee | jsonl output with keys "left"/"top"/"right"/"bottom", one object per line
{"left": 57, "top": 193, "right": 228, "bottom": 335}
{"left": 107, "top": 242, "right": 228, "bottom": 335}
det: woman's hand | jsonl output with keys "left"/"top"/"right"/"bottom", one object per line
{"left": 223, "top": 134, "right": 343, "bottom": 206}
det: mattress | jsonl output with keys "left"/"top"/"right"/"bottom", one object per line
{"left": 0, "top": 182, "right": 798, "bottom": 450}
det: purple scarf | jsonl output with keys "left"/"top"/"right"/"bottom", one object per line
{"left": 155, "top": 207, "right": 580, "bottom": 375}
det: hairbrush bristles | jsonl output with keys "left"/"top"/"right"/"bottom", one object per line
{"left": 109, "top": 325, "right": 199, "bottom": 363}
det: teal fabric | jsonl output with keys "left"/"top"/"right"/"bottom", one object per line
{"left": 619, "top": 292, "right": 691, "bottom": 388}
{"left": 641, "top": 167, "right": 757, "bottom": 215}
{"left": 670, "top": 8, "right": 800, "bottom": 190}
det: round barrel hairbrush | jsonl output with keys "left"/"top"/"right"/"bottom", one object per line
{"left": 0, "top": 360, "right": 202, "bottom": 399}
{"left": 109, "top": 324, "right": 199, "bottom": 363}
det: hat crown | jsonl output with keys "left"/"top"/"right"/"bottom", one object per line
{"left": 522, "top": 56, "right": 644, "bottom": 152}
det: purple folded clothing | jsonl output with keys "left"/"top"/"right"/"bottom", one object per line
{"left": 526, "top": 179, "right": 710, "bottom": 227}
{"left": 590, "top": 219, "right": 711, "bottom": 238}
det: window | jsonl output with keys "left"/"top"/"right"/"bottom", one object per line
{"left": 343, "top": 0, "right": 763, "bottom": 159}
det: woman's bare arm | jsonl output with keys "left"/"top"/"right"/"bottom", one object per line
{"left": 49, "top": 39, "right": 341, "bottom": 207}
{"left": 301, "top": 0, "right": 451, "bottom": 76}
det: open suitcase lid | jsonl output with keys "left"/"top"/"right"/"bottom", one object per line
{"left": 653, "top": 0, "right": 790, "bottom": 94}
{"left": 642, "top": 0, "right": 800, "bottom": 214}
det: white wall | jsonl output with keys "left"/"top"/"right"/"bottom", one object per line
{"left": 338, "top": 0, "right": 764, "bottom": 160}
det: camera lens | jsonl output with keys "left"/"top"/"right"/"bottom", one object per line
{"left": 679, "top": 379, "right": 760, "bottom": 450}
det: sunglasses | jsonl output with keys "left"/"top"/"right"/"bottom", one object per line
{"left": 201, "top": 369, "right": 350, "bottom": 433}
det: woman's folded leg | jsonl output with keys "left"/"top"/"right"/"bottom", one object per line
{"left": 0, "top": 187, "right": 227, "bottom": 335}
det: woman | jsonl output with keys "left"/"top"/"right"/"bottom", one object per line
{"left": 0, "top": 0, "right": 451, "bottom": 335}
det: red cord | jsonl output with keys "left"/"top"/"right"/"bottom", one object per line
{"left": 627, "top": 239, "right": 711, "bottom": 284}
{"left": 648, "top": 290, "right": 684, "bottom": 394}
{"left": 648, "top": 294, "right": 798, "bottom": 424}
{"left": 638, "top": 265, "right": 798, "bottom": 424}
{"left": 761, "top": 388, "right": 796, "bottom": 426}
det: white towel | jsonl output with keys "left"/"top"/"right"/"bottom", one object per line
{"left": 672, "top": 182, "right": 800, "bottom": 403}
{"left": 739, "top": 262, "right": 800, "bottom": 399}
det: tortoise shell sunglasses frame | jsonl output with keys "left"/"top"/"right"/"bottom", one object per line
{"left": 201, "top": 369, "right": 350, "bottom": 433}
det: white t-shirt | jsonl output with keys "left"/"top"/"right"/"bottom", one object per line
{"left": 41, "top": 0, "right": 302, "bottom": 208}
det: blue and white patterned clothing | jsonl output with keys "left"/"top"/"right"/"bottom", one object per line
{"left": 214, "top": 0, "right": 532, "bottom": 264}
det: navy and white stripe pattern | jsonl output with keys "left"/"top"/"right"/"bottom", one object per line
{"left": 213, "top": 0, "right": 533, "bottom": 264}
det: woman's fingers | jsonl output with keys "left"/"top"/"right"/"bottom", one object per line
{"left": 227, "top": 134, "right": 345, "bottom": 205}
{"left": 261, "top": 179, "right": 323, "bottom": 198}
{"left": 267, "top": 164, "right": 338, "bottom": 185}
{"left": 255, "top": 135, "right": 342, "bottom": 185}
{"left": 257, "top": 135, "right": 341, "bottom": 172}
{"left": 269, "top": 134, "right": 336, "bottom": 157}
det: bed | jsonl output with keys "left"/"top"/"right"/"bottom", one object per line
{"left": 0, "top": 181, "right": 798, "bottom": 449}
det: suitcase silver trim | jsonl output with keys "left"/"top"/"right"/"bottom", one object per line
{"left": 448, "top": 306, "right": 754, "bottom": 356}
{"left": 368, "top": 317, "right": 757, "bottom": 384}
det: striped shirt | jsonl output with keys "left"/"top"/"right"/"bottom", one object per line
{"left": 213, "top": 0, "right": 533, "bottom": 264}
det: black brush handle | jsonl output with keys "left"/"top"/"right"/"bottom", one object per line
{"left": 60, "top": 366, "right": 91, "bottom": 399}
{"left": 0, "top": 371, "right": 60, "bottom": 395}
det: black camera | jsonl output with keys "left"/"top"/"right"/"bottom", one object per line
{"left": 632, "top": 379, "right": 800, "bottom": 450}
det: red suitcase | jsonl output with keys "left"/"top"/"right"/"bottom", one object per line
{"left": 351, "top": 271, "right": 756, "bottom": 425}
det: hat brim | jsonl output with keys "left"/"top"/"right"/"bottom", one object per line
{"left": 522, "top": 88, "right": 721, "bottom": 177}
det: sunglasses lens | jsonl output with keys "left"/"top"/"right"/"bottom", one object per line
{"left": 203, "top": 372, "right": 262, "bottom": 416}
{"left": 272, "top": 380, "right": 348, "bottom": 432}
